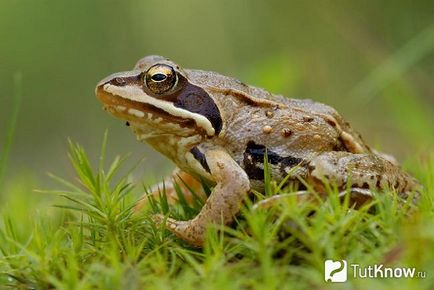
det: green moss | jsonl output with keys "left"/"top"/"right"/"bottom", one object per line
{"left": 0, "top": 137, "right": 432, "bottom": 290}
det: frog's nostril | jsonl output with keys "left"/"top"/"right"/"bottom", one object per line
{"left": 112, "top": 77, "right": 127, "bottom": 86}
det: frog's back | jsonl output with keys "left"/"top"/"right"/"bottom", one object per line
{"left": 186, "top": 69, "right": 371, "bottom": 157}
{"left": 187, "top": 69, "right": 354, "bottom": 124}
{"left": 186, "top": 69, "right": 289, "bottom": 104}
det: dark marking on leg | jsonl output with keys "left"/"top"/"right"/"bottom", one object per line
{"left": 243, "top": 141, "right": 305, "bottom": 180}
{"left": 243, "top": 152, "right": 264, "bottom": 180}
{"left": 190, "top": 147, "right": 210, "bottom": 173}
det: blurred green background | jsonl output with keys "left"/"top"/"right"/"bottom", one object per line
{"left": 1, "top": 0, "right": 433, "bottom": 189}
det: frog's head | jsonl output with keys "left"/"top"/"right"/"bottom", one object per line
{"left": 96, "top": 55, "right": 222, "bottom": 138}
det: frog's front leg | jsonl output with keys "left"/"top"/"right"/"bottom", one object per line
{"left": 307, "top": 151, "right": 422, "bottom": 204}
{"left": 153, "top": 149, "right": 250, "bottom": 247}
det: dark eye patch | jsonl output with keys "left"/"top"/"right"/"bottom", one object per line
{"left": 172, "top": 81, "right": 223, "bottom": 135}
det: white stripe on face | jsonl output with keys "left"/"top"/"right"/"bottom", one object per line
{"left": 103, "top": 83, "right": 215, "bottom": 136}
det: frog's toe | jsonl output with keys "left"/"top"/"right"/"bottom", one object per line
{"left": 151, "top": 214, "right": 185, "bottom": 233}
{"left": 152, "top": 214, "right": 205, "bottom": 247}
{"left": 151, "top": 213, "right": 165, "bottom": 227}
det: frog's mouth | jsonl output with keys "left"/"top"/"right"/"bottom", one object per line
{"left": 96, "top": 85, "right": 199, "bottom": 132}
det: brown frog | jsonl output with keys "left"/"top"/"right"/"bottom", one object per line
{"left": 96, "top": 55, "right": 421, "bottom": 246}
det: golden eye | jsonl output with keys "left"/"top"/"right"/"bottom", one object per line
{"left": 145, "top": 64, "right": 177, "bottom": 94}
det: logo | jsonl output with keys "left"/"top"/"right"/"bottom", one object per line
{"left": 324, "top": 259, "right": 426, "bottom": 282}
{"left": 324, "top": 260, "right": 347, "bottom": 282}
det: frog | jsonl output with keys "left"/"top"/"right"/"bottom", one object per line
{"left": 96, "top": 55, "right": 421, "bottom": 247}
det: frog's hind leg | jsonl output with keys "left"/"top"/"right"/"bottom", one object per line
{"left": 134, "top": 168, "right": 207, "bottom": 212}
{"left": 251, "top": 187, "right": 379, "bottom": 212}
{"left": 306, "top": 152, "right": 422, "bottom": 205}
{"left": 252, "top": 191, "right": 312, "bottom": 210}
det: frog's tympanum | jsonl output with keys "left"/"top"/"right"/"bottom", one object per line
{"left": 96, "top": 55, "right": 421, "bottom": 246}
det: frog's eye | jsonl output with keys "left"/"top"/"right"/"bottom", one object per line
{"left": 145, "top": 64, "right": 177, "bottom": 94}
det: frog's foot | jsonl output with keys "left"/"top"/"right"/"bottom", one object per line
{"left": 135, "top": 169, "right": 206, "bottom": 212}
{"left": 153, "top": 149, "right": 250, "bottom": 247}
{"left": 152, "top": 214, "right": 206, "bottom": 247}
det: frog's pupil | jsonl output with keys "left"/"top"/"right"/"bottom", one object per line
{"left": 151, "top": 73, "right": 167, "bottom": 82}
